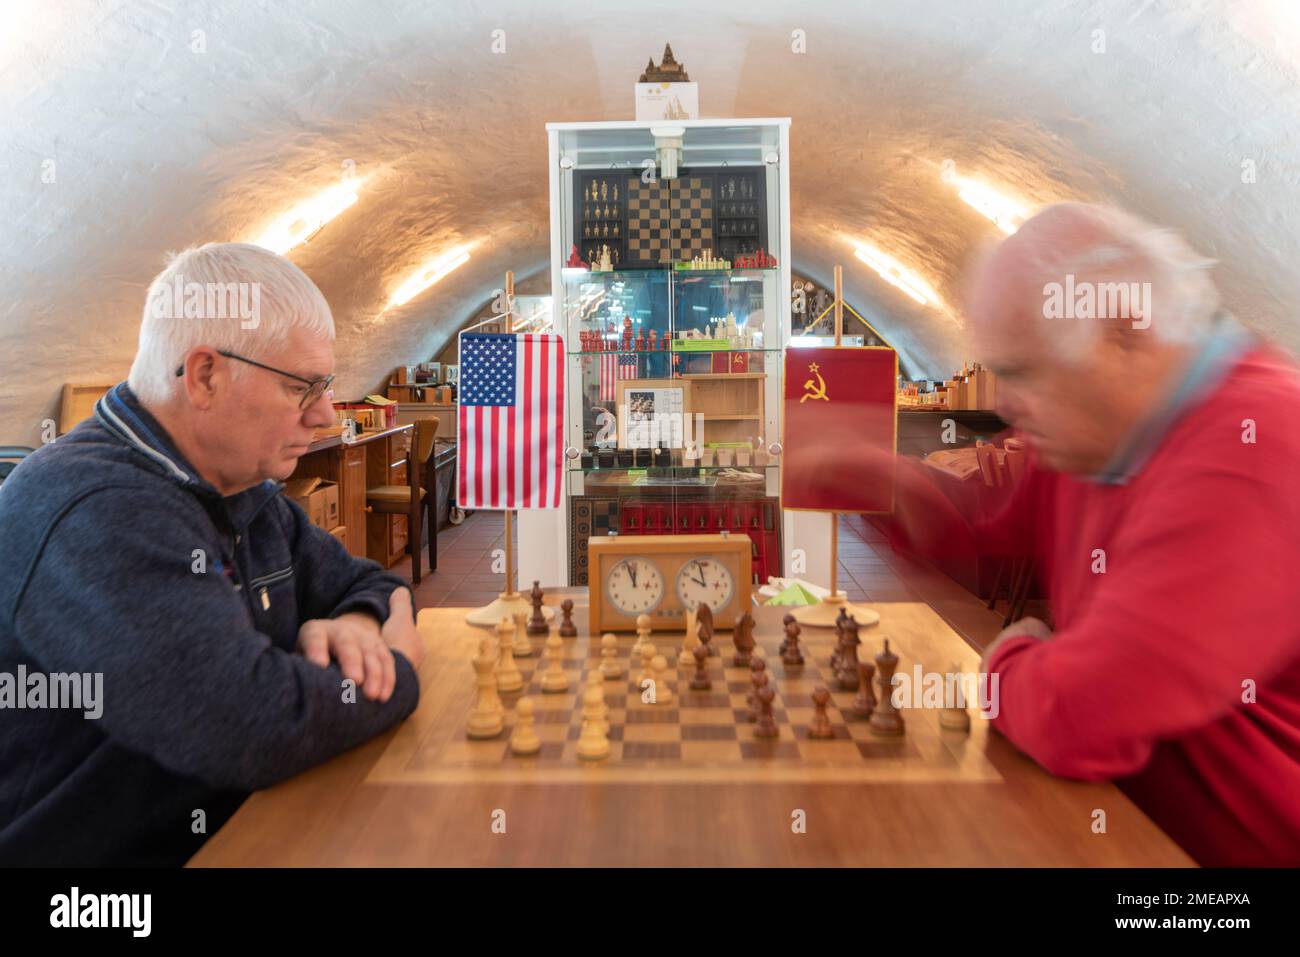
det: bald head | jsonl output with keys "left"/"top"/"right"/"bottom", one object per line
{"left": 964, "top": 203, "right": 1221, "bottom": 473}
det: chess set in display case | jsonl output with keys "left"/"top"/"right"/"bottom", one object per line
{"left": 523, "top": 119, "right": 793, "bottom": 591}
{"left": 574, "top": 169, "right": 769, "bottom": 270}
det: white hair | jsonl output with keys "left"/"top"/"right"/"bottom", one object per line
{"left": 128, "top": 242, "right": 335, "bottom": 402}
{"left": 981, "top": 203, "right": 1222, "bottom": 363}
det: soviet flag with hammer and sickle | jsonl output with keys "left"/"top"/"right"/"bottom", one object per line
{"left": 781, "top": 346, "right": 898, "bottom": 512}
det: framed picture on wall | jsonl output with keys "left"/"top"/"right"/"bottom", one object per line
{"left": 444, "top": 364, "right": 459, "bottom": 386}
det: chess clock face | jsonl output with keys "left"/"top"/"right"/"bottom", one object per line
{"left": 675, "top": 557, "right": 734, "bottom": 612}
{"left": 606, "top": 558, "right": 665, "bottom": 614}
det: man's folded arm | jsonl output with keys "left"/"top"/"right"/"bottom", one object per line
{"left": 11, "top": 488, "right": 419, "bottom": 792}
{"left": 279, "top": 496, "right": 407, "bottom": 625}
{"left": 985, "top": 465, "right": 1300, "bottom": 780}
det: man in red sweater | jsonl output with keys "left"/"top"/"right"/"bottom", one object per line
{"left": 893, "top": 203, "right": 1300, "bottom": 866}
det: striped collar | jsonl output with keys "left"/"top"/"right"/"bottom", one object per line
{"left": 1089, "top": 312, "right": 1256, "bottom": 486}
{"left": 95, "top": 382, "right": 205, "bottom": 488}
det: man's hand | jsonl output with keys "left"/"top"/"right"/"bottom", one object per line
{"left": 297, "top": 609, "right": 397, "bottom": 703}
{"left": 981, "top": 616, "right": 1053, "bottom": 674}
{"left": 380, "top": 587, "right": 426, "bottom": 673}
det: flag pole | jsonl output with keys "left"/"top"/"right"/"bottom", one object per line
{"left": 793, "top": 264, "right": 877, "bottom": 629}
{"left": 465, "top": 269, "right": 554, "bottom": 627}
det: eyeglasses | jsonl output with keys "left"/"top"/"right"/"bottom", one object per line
{"left": 175, "top": 350, "right": 336, "bottom": 410}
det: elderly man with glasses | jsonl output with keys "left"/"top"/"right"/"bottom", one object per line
{"left": 0, "top": 243, "right": 425, "bottom": 866}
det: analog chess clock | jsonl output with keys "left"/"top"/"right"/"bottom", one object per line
{"left": 588, "top": 533, "right": 752, "bottom": 632}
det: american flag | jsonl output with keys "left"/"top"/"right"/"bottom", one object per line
{"left": 600, "top": 351, "right": 638, "bottom": 401}
{"left": 457, "top": 332, "right": 565, "bottom": 510}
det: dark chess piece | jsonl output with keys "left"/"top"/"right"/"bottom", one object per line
{"left": 526, "top": 580, "right": 548, "bottom": 635}
{"left": 558, "top": 598, "right": 577, "bottom": 638}
{"left": 781, "top": 617, "right": 804, "bottom": 667}
{"left": 732, "top": 612, "right": 755, "bottom": 667}
{"left": 779, "top": 612, "right": 796, "bottom": 656}
{"left": 852, "top": 661, "right": 877, "bottom": 720}
{"left": 754, "top": 683, "right": 779, "bottom": 738}
{"left": 808, "top": 686, "right": 835, "bottom": 739}
{"left": 696, "top": 604, "right": 718, "bottom": 656}
{"left": 837, "top": 618, "right": 861, "bottom": 691}
{"left": 830, "top": 607, "right": 850, "bottom": 675}
{"left": 868, "top": 639, "right": 905, "bottom": 736}
{"left": 747, "top": 658, "right": 767, "bottom": 722}
{"left": 690, "top": 642, "right": 712, "bottom": 691}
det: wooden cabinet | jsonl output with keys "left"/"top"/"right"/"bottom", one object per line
{"left": 287, "top": 425, "right": 414, "bottom": 562}
{"left": 340, "top": 446, "right": 367, "bottom": 554}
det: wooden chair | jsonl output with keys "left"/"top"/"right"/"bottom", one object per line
{"left": 366, "top": 418, "right": 439, "bottom": 585}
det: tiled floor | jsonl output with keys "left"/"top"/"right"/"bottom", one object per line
{"left": 394, "top": 511, "right": 1030, "bottom": 653}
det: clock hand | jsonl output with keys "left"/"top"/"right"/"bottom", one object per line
{"left": 628, "top": 562, "right": 638, "bottom": 589}
{"left": 692, "top": 561, "right": 707, "bottom": 588}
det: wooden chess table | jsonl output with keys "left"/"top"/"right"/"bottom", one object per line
{"left": 190, "top": 601, "right": 1192, "bottom": 866}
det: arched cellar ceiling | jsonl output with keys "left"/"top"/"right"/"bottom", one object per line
{"left": 3, "top": 0, "right": 1298, "bottom": 444}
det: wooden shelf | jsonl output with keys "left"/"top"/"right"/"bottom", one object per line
{"left": 682, "top": 372, "right": 767, "bottom": 380}
{"left": 701, "top": 413, "right": 761, "bottom": 421}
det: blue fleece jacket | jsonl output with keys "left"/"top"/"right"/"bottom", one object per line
{"left": 0, "top": 383, "right": 420, "bottom": 865}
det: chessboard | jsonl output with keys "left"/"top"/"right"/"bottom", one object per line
{"left": 367, "top": 602, "right": 1003, "bottom": 786}
{"left": 624, "top": 175, "right": 714, "bottom": 266}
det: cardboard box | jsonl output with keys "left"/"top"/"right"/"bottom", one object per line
{"left": 634, "top": 82, "right": 698, "bottom": 121}
{"left": 318, "top": 481, "right": 340, "bottom": 528}
{"left": 284, "top": 477, "right": 326, "bottom": 526}
{"left": 328, "top": 525, "right": 347, "bottom": 548}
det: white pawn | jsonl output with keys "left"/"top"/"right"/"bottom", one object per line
{"left": 678, "top": 607, "right": 699, "bottom": 668}
{"left": 541, "top": 633, "right": 568, "bottom": 693}
{"left": 511, "top": 611, "right": 532, "bottom": 657}
{"left": 599, "top": 633, "right": 625, "bottom": 680}
{"left": 650, "top": 654, "right": 673, "bottom": 704}
{"left": 586, "top": 670, "right": 610, "bottom": 735}
{"left": 576, "top": 684, "right": 611, "bottom": 761}
{"left": 496, "top": 618, "right": 523, "bottom": 693}
{"left": 637, "top": 642, "right": 656, "bottom": 686}
{"left": 632, "top": 613, "right": 652, "bottom": 657}
{"left": 511, "top": 697, "right": 541, "bottom": 755}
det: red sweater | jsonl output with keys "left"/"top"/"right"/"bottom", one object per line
{"left": 907, "top": 346, "right": 1300, "bottom": 866}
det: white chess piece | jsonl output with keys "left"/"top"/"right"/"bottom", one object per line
{"left": 678, "top": 607, "right": 699, "bottom": 668}
{"left": 511, "top": 611, "right": 532, "bottom": 657}
{"left": 586, "top": 670, "right": 610, "bottom": 735}
{"left": 467, "top": 637, "right": 505, "bottom": 739}
{"left": 637, "top": 643, "right": 656, "bottom": 686}
{"left": 599, "top": 633, "right": 624, "bottom": 679}
{"left": 576, "top": 684, "right": 611, "bottom": 760}
{"left": 496, "top": 618, "right": 523, "bottom": 694}
{"left": 540, "top": 633, "right": 568, "bottom": 693}
{"left": 511, "top": 697, "right": 541, "bottom": 755}
{"left": 650, "top": 654, "right": 673, "bottom": 705}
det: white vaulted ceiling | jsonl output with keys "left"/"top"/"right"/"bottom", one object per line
{"left": 2, "top": 0, "right": 1298, "bottom": 444}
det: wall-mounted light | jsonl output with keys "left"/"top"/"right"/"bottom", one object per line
{"left": 388, "top": 248, "right": 471, "bottom": 308}
{"left": 940, "top": 162, "right": 1030, "bottom": 234}
{"left": 252, "top": 179, "right": 363, "bottom": 255}
{"left": 853, "top": 242, "right": 942, "bottom": 308}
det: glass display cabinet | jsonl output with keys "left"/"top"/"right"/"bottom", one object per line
{"left": 518, "top": 119, "right": 793, "bottom": 588}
